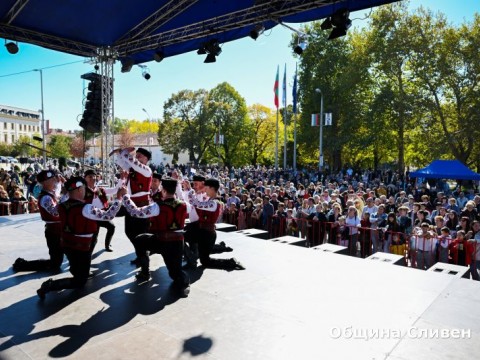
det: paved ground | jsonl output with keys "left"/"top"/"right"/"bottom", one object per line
{"left": 0, "top": 214, "right": 479, "bottom": 359}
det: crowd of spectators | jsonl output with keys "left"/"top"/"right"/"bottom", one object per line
{"left": 2, "top": 161, "right": 480, "bottom": 279}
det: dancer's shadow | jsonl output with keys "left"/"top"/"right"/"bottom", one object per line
{"left": 0, "top": 271, "right": 185, "bottom": 357}
{"left": 0, "top": 254, "right": 200, "bottom": 357}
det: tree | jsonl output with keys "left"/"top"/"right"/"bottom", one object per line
{"left": 70, "top": 134, "right": 90, "bottom": 159}
{"left": 118, "top": 127, "right": 135, "bottom": 148}
{"left": 48, "top": 135, "right": 72, "bottom": 159}
{"left": 245, "top": 104, "right": 277, "bottom": 165}
{"left": 207, "top": 82, "right": 249, "bottom": 167}
{"left": 163, "top": 89, "right": 213, "bottom": 165}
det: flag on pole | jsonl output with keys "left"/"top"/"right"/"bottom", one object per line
{"left": 282, "top": 64, "right": 287, "bottom": 108}
{"left": 311, "top": 114, "right": 320, "bottom": 126}
{"left": 325, "top": 113, "right": 333, "bottom": 126}
{"left": 292, "top": 64, "right": 298, "bottom": 114}
{"left": 273, "top": 65, "right": 279, "bottom": 109}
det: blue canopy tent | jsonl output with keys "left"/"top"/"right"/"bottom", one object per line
{"left": 0, "top": 0, "right": 398, "bottom": 65}
{"left": 409, "top": 160, "right": 480, "bottom": 181}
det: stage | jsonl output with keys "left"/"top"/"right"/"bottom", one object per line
{"left": 0, "top": 214, "right": 478, "bottom": 359}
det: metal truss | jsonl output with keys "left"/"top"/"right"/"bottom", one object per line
{"left": 115, "top": 0, "right": 334, "bottom": 56}
{"left": 0, "top": 0, "right": 333, "bottom": 58}
{"left": 116, "top": 0, "right": 200, "bottom": 43}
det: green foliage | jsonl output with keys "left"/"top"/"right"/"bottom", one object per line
{"left": 48, "top": 135, "right": 72, "bottom": 159}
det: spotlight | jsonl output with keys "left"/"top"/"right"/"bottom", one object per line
{"left": 5, "top": 41, "right": 18, "bottom": 54}
{"left": 294, "top": 38, "right": 307, "bottom": 55}
{"left": 320, "top": 17, "right": 332, "bottom": 30}
{"left": 204, "top": 53, "right": 216, "bottom": 63}
{"left": 249, "top": 24, "right": 265, "bottom": 40}
{"left": 94, "top": 64, "right": 100, "bottom": 71}
{"left": 138, "top": 64, "right": 151, "bottom": 80}
{"left": 204, "top": 39, "right": 222, "bottom": 56}
{"left": 326, "top": 8, "right": 351, "bottom": 40}
{"left": 121, "top": 58, "right": 135, "bottom": 73}
{"left": 197, "top": 46, "right": 206, "bottom": 55}
{"left": 154, "top": 51, "right": 164, "bottom": 62}
{"left": 201, "top": 39, "right": 222, "bottom": 63}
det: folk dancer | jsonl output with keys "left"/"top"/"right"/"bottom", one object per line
{"left": 13, "top": 170, "right": 65, "bottom": 272}
{"left": 36, "top": 176, "right": 122, "bottom": 299}
{"left": 120, "top": 177, "right": 190, "bottom": 297}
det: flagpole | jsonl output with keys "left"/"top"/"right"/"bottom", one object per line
{"left": 283, "top": 64, "right": 287, "bottom": 170}
{"left": 275, "top": 109, "right": 279, "bottom": 170}
{"left": 293, "top": 112, "right": 297, "bottom": 172}
{"left": 293, "top": 63, "right": 298, "bottom": 172}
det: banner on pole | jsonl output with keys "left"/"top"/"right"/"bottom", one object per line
{"left": 214, "top": 134, "right": 224, "bottom": 144}
{"left": 311, "top": 113, "right": 320, "bottom": 126}
{"left": 325, "top": 113, "right": 333, "bottom": 126}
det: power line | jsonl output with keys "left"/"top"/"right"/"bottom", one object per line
{"left": 0, "top": 60, "right": 84, "bottom": 78}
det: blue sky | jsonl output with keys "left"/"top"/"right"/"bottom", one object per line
{"left": 0, "top": 0, "right": 477, "bottom": 131}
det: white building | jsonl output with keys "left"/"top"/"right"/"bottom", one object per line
{"left": 0, "top": 105, "right": 43, "bottom": 144}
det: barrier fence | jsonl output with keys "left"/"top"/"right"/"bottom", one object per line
{"left": 0, "top": 199, "right": 39, "bottom": 216}
{"left": 223, "top": 212, "right": 479, "bottom": 273}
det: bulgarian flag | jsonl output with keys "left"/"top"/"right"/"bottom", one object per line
{"left": 274, "top": 65, "right": 279, "bottom": 109}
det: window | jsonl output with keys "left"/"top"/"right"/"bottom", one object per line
{"left": 11, "top": 123, "right": 14, "bottom": 130}
{"left": 11, "top": 135, "right": 15, "bottom": 143}
{"left": 3, "top": 123, "right": 6, "bottom": 129}
{"left": 4, "top": 134, "right": 7, "bottom": 143}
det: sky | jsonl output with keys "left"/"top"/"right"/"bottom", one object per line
{"left": 0, "top": 0, "right": 478, "bottom": 131}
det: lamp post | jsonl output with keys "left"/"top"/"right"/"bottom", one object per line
{"left": 315, "top": 88, "right": 324, "bottom": 172}
{"left": 142, "top": 107, "right": 152, "bottom": 155}
{"left": 34, "top": 69, "right": 47, "bottom": 166}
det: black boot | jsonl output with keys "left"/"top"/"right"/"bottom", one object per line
{"left": 105, "top": 236, "right": 113, "bottom": 252}
{"left": 37, "top": 279, "right": 54, "bottom": 300}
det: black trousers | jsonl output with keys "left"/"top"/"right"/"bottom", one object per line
{"left": 47, "top": 247, "right": 92, "bottom": 291}
{"left": 191, "top": 228, "right": 238, "bottom": 270}
{"left": 16, "top": 225, "right": 64, "bottom": 271}
{"left": 125, "top": 213, "right": 149, "bottom": 244}
{"left": 93, "top": 220, "right": 115, "bottom": 247}
{"left": 134, "top": 234, "right": 189, "bottom": 286}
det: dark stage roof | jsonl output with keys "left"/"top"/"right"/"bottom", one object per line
{"left": 0, "top": 0, "right": 398, "bottom": 64}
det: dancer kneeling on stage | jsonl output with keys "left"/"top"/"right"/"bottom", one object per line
{"left": 185, "top": 178, "right": 245, "bottom": 271}
{"left": 36, "top": 177, "right": 122, "bottom": 299}
{"left": 120, "top": 177, "right": 190, "bottom": 297}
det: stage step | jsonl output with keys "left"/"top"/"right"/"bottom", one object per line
{"left": 428, "top": 262, "right": 470, "bottom": 279}
{"left": 233, "top": 228, "right": 270, "bottom": 240}
{"left": 311, "top": 243, "right": 349, "bottom": 255}
{"left": 215, "top": 223, "right": 237, "bottom": 232}
{"left": 366, "top": 252, "right": 406, "bottom": 266}
{"left": 269, "top": 235, "right": 307, "bottom": 247}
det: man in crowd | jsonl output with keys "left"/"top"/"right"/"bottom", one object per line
{"left": 120, "top": 177, "right": 190, "bottom": 297}
{"left": 110, "top": 147, "right": 152, "bottom": 265}
{"left": 13, "top": 170, "right": 65, "bottom": 272}
{"left": 36, "top": 176, "right": 122, "bottom": 299}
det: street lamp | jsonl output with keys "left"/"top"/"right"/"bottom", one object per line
{"left": 34, "top": 69, "right": 47, "bottom": 166}
{"left": 315, "top": 88, "right": 324, "bottom": 172}
{"left": 142, "top": 108, "right": 152, "bottom": 154}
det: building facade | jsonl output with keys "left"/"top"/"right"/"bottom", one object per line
{"left": 0, "top": 105, "right": 43, "bottom": 144}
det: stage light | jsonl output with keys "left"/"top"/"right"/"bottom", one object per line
{"left": 121, "top": 58, "right": 135, "bottom": 73}
{"left": 154, "top": 51, "right": 164, "bottom": 62}
{"left": 320, "top": 17, "right": 332, "bottom": 30}
{"left": 204, "top": 53, "right": 216, "bottom": 63}
{"left": 294, "top": 38, "right": 308, "bottom": 55}
{"left": 326, "top": 8, "right": 351, "bottom": 40}
{"left": 138, "top": 64, "right": 151, "bottom": 80}
{"left": 201, "top": 39, "right": 222, "bottom": 63}
{"left": 5, "top": 41, "right": 18, "bottom": 54}
{"left": 197, "top": 45, "right": 206, "bottom": 55}
{"left": 250, "top": 24, "right": 265, "bottom": 40}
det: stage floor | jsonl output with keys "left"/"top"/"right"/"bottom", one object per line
{"left": 0, "top": 214, "right": 479, "bottom": 359}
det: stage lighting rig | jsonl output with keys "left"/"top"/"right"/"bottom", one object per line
{"left": 121, "top": 58, "right": 135, "bottom": 73}
{"left": 5, "top": 40, "right": 19, "bottom": 54}
{"left": 250, "top": 24, "right": 265, "bottom": 40}
{"left": 138, "top": 64, "right": 151, "bottom": 80}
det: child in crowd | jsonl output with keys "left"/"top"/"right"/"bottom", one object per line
{"left": 286, "top": 209, "right": 299, "bottom": 236}
{"left": 448, "top": 230, "right": 472, "bottom": 267}
{"left": 336, "top": 216, "right": 349, "bottom": 247}
{"left": 437, "top": 226, "right": 451, "bottom": 263}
